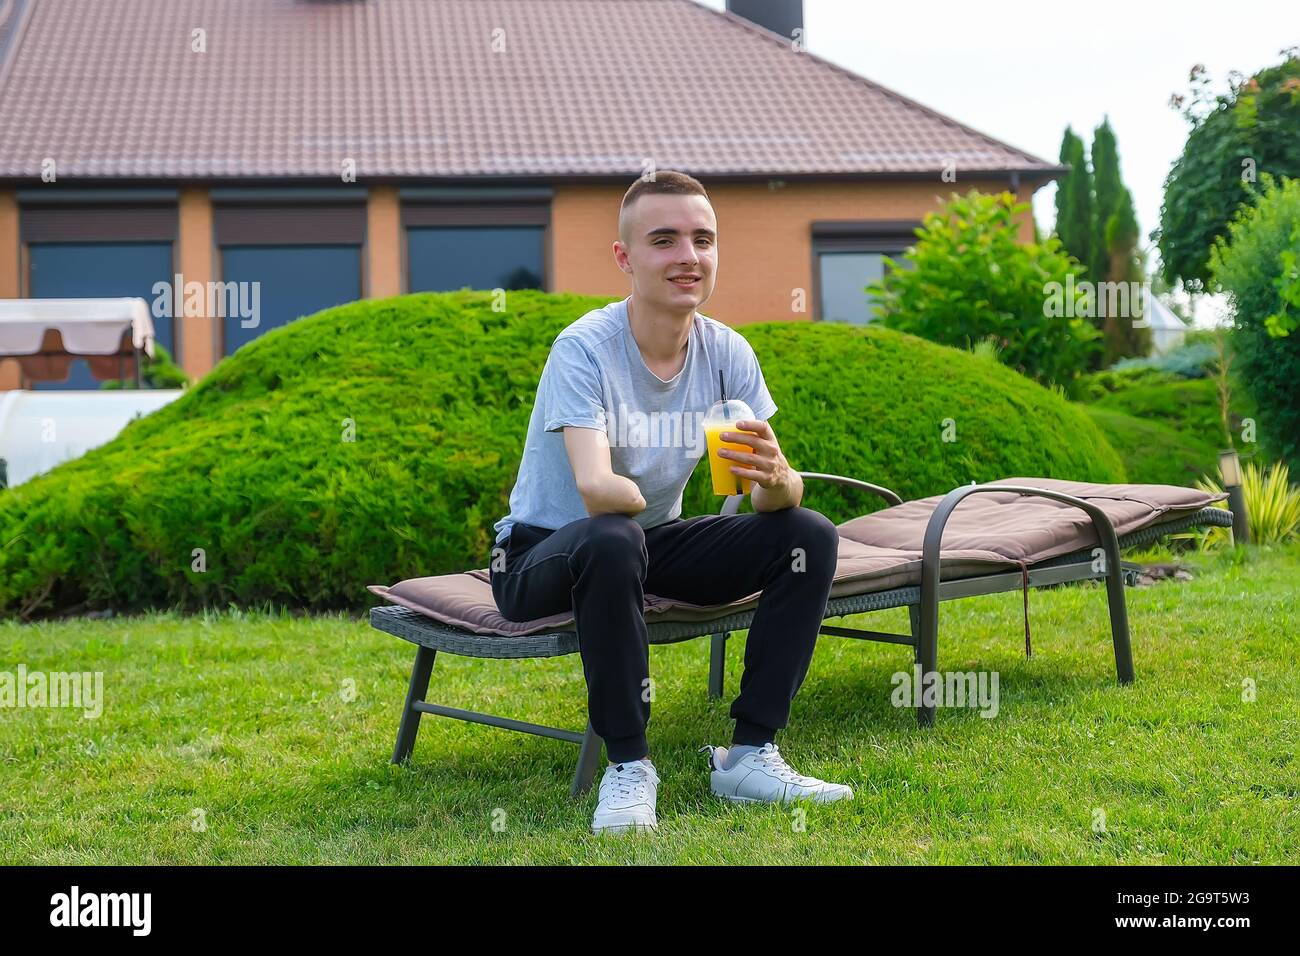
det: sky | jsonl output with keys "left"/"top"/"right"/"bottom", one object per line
{"left": 696, "top": 0, "right": 1297, "bottom": 322}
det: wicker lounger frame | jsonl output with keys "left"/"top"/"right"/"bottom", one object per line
{"left": 370, "top": 473, "right": 1232, "bottom": 796}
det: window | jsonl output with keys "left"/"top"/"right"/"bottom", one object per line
{"left": 27, "top": 241, "right": 175, "bottom": 390}
{"left": 812, "top": 221, "right": 918, "bottom": 324}
{"left": 818, "top": 251, "right": 895, "bottom": 325}
{"left": 213, "top": 198, "right": 366, "bottom": 356}
{"left": 219, "top": 245, "right": 362, "bottom": 356}
{"left": 407, "top": 226, "right": 545, "bottom": 292}
{"left": 402, "top": 194, "right": 549, "bottom": 293}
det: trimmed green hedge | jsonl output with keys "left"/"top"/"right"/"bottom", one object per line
{"left": 1083, "top": 407, "right": 1218, "bottom": 486}
{"left": 1087, "top": 378, "right": 1230, "bottom": 448}
{"left": 681, "top": 321, "right": 1125, "bottom": 521}
{"left": 0, "top": 291, "right": 1124, "bottom": 618}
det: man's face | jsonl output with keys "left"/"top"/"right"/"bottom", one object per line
{"left": 616, "top": 192, "right": 718, "bottom": 312}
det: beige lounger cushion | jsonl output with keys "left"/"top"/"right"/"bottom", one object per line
{"left": 367, "top": 539, "right": 996, "bottom": 637}
{"left": 838, "top": 477, "right": 1223, "bottom": 563}
{"left": 367, "top": 478, "right": 1224, "bottom": 637}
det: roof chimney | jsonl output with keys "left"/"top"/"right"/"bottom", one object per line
{"left": 725, "top": 0, "right": 803, "bottom": 42}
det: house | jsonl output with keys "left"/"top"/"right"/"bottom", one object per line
{"left": 0, "top": 0, "right": 1063, "bottom": 391}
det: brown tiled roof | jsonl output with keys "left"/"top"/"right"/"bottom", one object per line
{"left": 0, "top": 0, "right": 1060, "bottom": 181}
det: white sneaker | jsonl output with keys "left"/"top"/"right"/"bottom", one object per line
{"left": 591, "top": 759, "right": 660, "bottom": 834}
{"left": 701, "top": 743, "right": 854, "bottom": 804}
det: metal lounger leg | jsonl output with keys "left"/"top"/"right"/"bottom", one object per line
{"left": 1104, "top": 548, "right": 1135, "bottom": 685}
{"left": 911, "top": 603, "right": 936, "bottom": 727}
{"left": 708, "top": 631, "right": 728, "bottom": 699}
{"left": 916, "top": 483, "right": 1138, "bottom": 726}
{"left": 391, "top": 645, "right": 436, "bottom": 764}
{"left": 570, "top": 719, "right": 604, "bottom": 797}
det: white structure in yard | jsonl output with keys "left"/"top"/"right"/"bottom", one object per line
{"left": 0, "top": 298, "right": 180, "bottom": 487}
{"left": 0, "top": 388, "right": 182, "bottom": 487}
{"left": 1146, "top": 295, "right": 1189, "bottom": 355}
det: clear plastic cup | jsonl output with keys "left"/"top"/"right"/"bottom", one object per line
{"left": 703, "top": 398, "right": 756, "bottom": 495}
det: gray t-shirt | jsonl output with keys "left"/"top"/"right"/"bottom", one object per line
{"left": 492, "top": 296, "right": 777, "bottom": 545}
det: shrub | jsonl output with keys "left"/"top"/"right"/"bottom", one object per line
{"left": 1077, "top": 365, "right": 1180, "bottom": 402}
{"left": 683, "top": 322, "right": 1125, "bottom": 523}
{"left": 1209, "top": 174, "right": 1300, "bottom": 471}
{"left": 1191, "top": 460, "right": 1300, "bottom": 548}
{"left": 100, "top": 342, "right": 191, "bottom": 390}
{"left": 870, "top": 190, "right": 1101, "bottom": 395}
{"left": 1111, "top": 341, "right": 1217, "bottom": 379}
{"left": 1158, "top": 55, "right": 1300, "bottom": 291}
{"left": 1088, "top": 378, "right": 1232, "bottom": 447}
{"left": 1082, "top": 407, "right": 1219, "bottom": 486}
{"left": 0, "top": 291, "right": 1124, "bottom": 618}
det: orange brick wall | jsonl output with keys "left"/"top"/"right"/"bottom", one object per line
{"left": 550, "top": 178, "right": 1040, "bottom": 325}
{"left": 0, "top": 189, "right": 20, "bottom": 389}
{"left": 0, "top": 178, "right": 1046, "bottom": 390}
{"left": 366, "top": 186, "right": 402, "bottom": 298}
{"left": 176, "top": 187, "right": 216, "bottom": 381}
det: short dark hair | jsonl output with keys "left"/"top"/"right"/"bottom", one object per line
{"left": 619, "top": 171, "right": 710, "bottom": 243}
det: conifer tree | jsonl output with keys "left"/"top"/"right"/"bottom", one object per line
{"left": 1054, "top": 128, "right": 1094, "bottom": 271}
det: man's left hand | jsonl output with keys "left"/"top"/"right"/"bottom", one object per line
{"left": 718, "top": 419, "right": 790, "bottom": 490}
{"left": 720, "top": 419, "right": 802, "bottom": 511}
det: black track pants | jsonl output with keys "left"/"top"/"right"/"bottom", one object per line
{"left": 490, "top": 507, "right": 839, "bottom": 763}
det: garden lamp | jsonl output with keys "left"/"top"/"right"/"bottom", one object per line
{"left": 1218, "top": 448, "right": 1250, "bottom": 545}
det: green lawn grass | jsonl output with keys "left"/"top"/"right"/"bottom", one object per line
{"left": 2, "top": 544, "right": 1297, "bottom": 865}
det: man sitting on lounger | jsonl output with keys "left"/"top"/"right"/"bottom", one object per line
{"left": 490, "top": 170, "right": 853, "bottom": 834}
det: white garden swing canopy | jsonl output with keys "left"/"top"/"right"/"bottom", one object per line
{"left": 0, "top": 297, "right": 156, "bottom": 384}
{"left": 0, "top": 298, "right": 177, "bottom": 489}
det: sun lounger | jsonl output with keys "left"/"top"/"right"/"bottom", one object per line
{"left": 368, "top": 474, "right": 1230, "bottom": 795}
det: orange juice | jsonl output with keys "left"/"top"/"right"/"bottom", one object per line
{"left": 702, "top": 397, "right": 756, "bottom": 495}
{"left": 705, "top": 424, "right": 755, "bottom": 495}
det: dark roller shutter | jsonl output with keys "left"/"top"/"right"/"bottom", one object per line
{"left": 21, "top": 205, "right": 177, "bottom": 242}
{"left": 214, "top": 204, "right": 366, "bottom": 245}
{"left": 403, "top": 203, "right": 549, "bottom": 228}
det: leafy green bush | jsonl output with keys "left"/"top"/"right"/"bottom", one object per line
{"left": 100, "top": 342, "right": 191, "bottom": 390}
{"left": 0, "top": 291, "right": 1124, "bottom": 618}
{"left": 870, "top": 190, "right": 1101, "bottom": 395}
{"left": 1082, "top": 407, "right": 1219, "bottom": 486}
{"left": 1209, "top": 174, "right": 1300, "bottom": 471}
{"left": 1158, "top": 55, "right": 1300, "bottom": 291}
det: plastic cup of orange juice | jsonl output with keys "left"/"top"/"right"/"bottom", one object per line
{"left": 703, "top": 398, "right": 756, "bottom": 495}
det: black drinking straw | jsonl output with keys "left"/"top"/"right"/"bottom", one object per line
{"left": 719, "top": 370, "right": 737, "bottom": 493}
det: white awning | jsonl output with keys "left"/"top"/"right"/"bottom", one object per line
{"left": 0, "top": 298, "right": 156, "bottom": 357}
